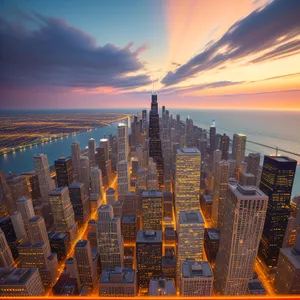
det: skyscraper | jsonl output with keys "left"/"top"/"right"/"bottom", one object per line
{"left": 96, "top": 205, "right": 124, "bottom": 270}
{"left": 88, "top": 138, "right": 96, "bottom": 168}
{"left": 212, "top": 149, "right": 222, "bottom": 174}
{"left": 11, "top": 211, "right": 27, "bottom": 240}
{"left": 214, "top": 184, "right": 268, "bottom": 295}
{"left": 232, "top": 134, "right": 246, "bottom": 168}
{"left": 0, "top": 228, "right": 14, "bottom": 267}
{"left": 136, "top": 230, "right": 162, "bottom": 295}
{"left": 220, "top": 134, "right": 230, "bottom": 160}
{"left": 149, "top": 93, "right": 164, "bottom": 189}
{"left": 74, "top": 239, "right": 96, "bottom": 291}
{"left": 178, "top": 211, "right": 205, "bottom": 277}
{"left": 78, "top": 156, "right": 90, "bottom": 195}
{"left": 117, "top": 160, "right": 129, "bottom": 201}
{"left": 247, "top": 153, "right": 261, "bottom": 182}
{"left": 141, "top": 190, "right": 162, "bottom": 231}
{"left": 34, "top": 154, "right": 55, "bottom": 204}
{"left": 6, "top": 175, "right": 30, "bottom": 204}
{"left": 69, "top": 182, "right": 90, "bottom": 225}
{"left": 71, "top": 142, "right": 81, "bottom": 181}
{"left": 258, "top": 155, "right": 297, "bottom": 269}
{"left": 90, "top": 167, "right": 103, "bottom": 197}
{"left": 142, "top": 109, "right": 147, "bottom": 133}
{"left": 100, "top": 138, "right": 109, "bottom": 162}
{"left": 211, "top": 160, "right": 229, "bottom": 229}
{"left": 209, "top": 120, "right": 216, "bottom": 154}
{"left": 55, "top": 157, "right": 73, "bottom": 187}
{"left": 175, "top": 148, "right": 201, "bottom": 221}
{"left": 49, "top": 187, "right": 76, "bottom": 235}
{"left": 16, "top": 196, "right": 35, "bottom": 223}
{"left": 117, "top": 123, "right": 129, "bottom": 162}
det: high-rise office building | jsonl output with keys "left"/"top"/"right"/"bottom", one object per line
{"left": 142, "top": 109, "right": 147, "bottom": 133}
{"left": 211, "top": 160, "right": 229, "bottom": 229}
{"left": 11, "top": 211, "right": 27, "bottom": 241}
{"left": 136, "top": 230, "right": 162, "bottom": 295}
{"left": 149, "top": 93, "right": 164, "bottom": 189}
{"left": 212, "top": 149, "right": 222, "bottom": 174}
{"left": 55, "top": 157, "right": 73, "bottom": 187}
{"left": 117, "top": 160, "right": 129, "bottom": 200}
{"left": 209, "top": 120, "right": 216, "bottom": 154}
{"left": 232, "top": 134, "right": 246, "bottom": 168}
{"left": 49, "top": 231, "right": 70, "bottom": 262}
{"left": 100, "top": 138, "right": 109, "bottom": 162}
{"left": 21, "top": 171, "right": 41, "bottom": 205}
{"left": 204, "top": 228, "right": 220, "bottom": 263}
{"left": 16, "top": 196, "right": 35, "bottom": 223}
{"left": 34, "top": 154, "right": 55, "bottom": 204}
{"left": 106, "top": 188, "right": 116, "bottom": 206}
{"left": 99, "top": 267, "right": 137, "bottom": 297}
{"left": 180, "top": 259, "right": 213, "bottom": 296}
{"left": 69, "top": 182, "right": 90, "bottom": 225}
{"left": 88, "top": 138, "right": 96, "bottom": 168}
{"left": 49, "top": 187, "right": 76, "bottom": 235}
{"left": 96, "top": 205, "right": 124, "bottom": 270}
{"left": 90, "top": 167, "right": 103, "bottom": 197}
{"left": 141, "top": 190, "right": 162, "bottom": 231}
{"left": 27, "top": 216, "right": 51, "bottom": 256}
{"left": 123, "top": 192, "right": 138, "bottom": 216}
{"left": 178, "top": 211, "right": 205, "bottom": 275}
{"left": 78, "top": 156, "right": 90, "bottom": 195}
{"left": 220, "top": 134, "right": 230, "bottom": 160}
{"left": 71, "top": 142, "right": 81, "bottom": 181}
{"left": 0, "top": 228, "right": 14, "bottom": 267}
{"left": 117, "top": 123, "right": 129, "bottom": 162}
{"left": 258, "top": 156, "right": 297, "bottom": 270}
{"left": 214, "top": 184, "right": 268, "bottom": 295}
{"left": 121, "top": 215, "right": 137, "bottom": 243}
{"left": 175, "top": 148, "right": 201, "bottom": 221}
{"left": 0, "top": 267, "right": 44, "bottom": 296}
{"left": 74, "top": 239, "right": 96, "bottom": 291}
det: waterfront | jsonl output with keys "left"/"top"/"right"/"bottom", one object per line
{"left": 0, "top": 108, "right": 299, "bottom": 197}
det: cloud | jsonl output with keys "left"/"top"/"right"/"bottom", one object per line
{"left": 0, "top": 13, "right": 151, "bottom": 89}
{"left": 162, "top": 0, "right": 300, "bottom": 86}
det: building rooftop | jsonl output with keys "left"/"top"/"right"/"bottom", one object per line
{"left": 206, "top": 228, "right": 220, "bottom": 240}
{"left": 106, "top": 188, "right": 115, "bottom": 194}
{"left": 49, "top": 232, "right": 69, "bottom": 242}
{"left": 266, "top": 155, "right": 297, "bottom": 163}
{"left": 75, "top": 240, "right": 88, "bottom": 248}
{"left": 122, "top": 215, "right": 136, "bottom": 223}
{"left": 177, "top": 148, "right": 200, "bottom": 155}
{"left": 49, "top": 187, "right": 68, "bottom": 195}
{"left": 181, "top": 259, "right": 213, "bottom": 278}
{"left": 248, "top": 279, "right": 266, "bottom": 293}
{"left": 162, "top": 256, "right": 176, "bottom": 267}
{"left": 55, "top": 157, "right": 71, "bottom": 163}
{"left": 149, "top": 278, "right": 176, "bottom": 296}
{"left": 280, "top": 247, "right": 300, "bottom": 269}
{"left": 65, "top": 257, "right": 76, "bottom": 264}
{"left": 29, "top": 215, "right": 42, "bottom": 223}
{"left": 232, "top": 184, "right": 268, "bottom": 199}
{"left": 100, "top": 267, "right": 135, "bottom": 284}
{"left": 69, "top": 182, "right": 83, "bottom": 189}
{"left": 136, "top": 230, "right": 162, "bottom": 243}
{"left": 0, "top": 267, "right": 38, "bottom": 285}
{"left": 142, "top": 190, "right": 162, "bottom": 198}
{"left": 16, "top": 196, "right": 30, "bottom": 203}
{"left": 179, "top": 210, "right": 204, "bottom": 225}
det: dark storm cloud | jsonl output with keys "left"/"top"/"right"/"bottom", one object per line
{"left": 0, "top": 13, "right": 151, "bottom": 89}
{"left": 162, "top": 0, "right": 300, "bottom": 86}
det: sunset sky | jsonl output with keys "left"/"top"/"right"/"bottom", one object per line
{"left": 1, "top": 0, "right": 300, "bottom": 110}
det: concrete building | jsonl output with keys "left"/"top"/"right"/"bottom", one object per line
{"left": 232, "top": 134, "right": 246, "bottom": 168}
{"left": 121, "top": 215, "right": 137, "bottom": 243}
{"left": 204, "top": 228, "right": 220, "bottom": 263}
{"left": 141, "top": 190, "right": 163, "bottom": 231}
{"left": 123, "top": 192, "right": 138, "bottom": 216}
{"left": 106, "top": 188, "right": 116, "bottom": 206}
{"left": 99, "top": 267, "right": 136, "bottom": 297}
{"left": 180, "top": 259, "right": 213, "bottom": 296}
{"left": 149, "top": 278, "right": 176, "bottom": 296}
{"left": 0, "top": 171, "right": 14, "bottom": 216}
{"left": 88, "top": 138, "right": 96, "bottom": 168}
{"left": 11, "top": 211, "right": 27, "bottom": 240}
{"left": 34, "top": 154, "right": 55, "bottom": 204}
{"left": 117, "top": 160, "right": 129, "bottom": 200}
{"left": 117, "top": 123, "right": 129, "bottom": 162}
{"left": 96, "top": 205, "right": 124, "bottom": 270}
{"left": 239, "top": 172, "right": 256, "bottom": 186}
{"left": 211, "top": 160, "right": 229, "bottom": 229}
{"left": 90, "top": 167, "right": 103, "bottom": 198}
{"left": 55, "top": 157, "right": 73, "bottom": 187}
{"left": 100, "top": 138, "right": 109, "bottom": 162}
{"left": 212, "top": 149, "right": 222, "bottom": 174}
{"left": 79, "top": 156, "right": 90, "bottom": 195}
{"left": 247, "top": 153, "right": 261, "bottom": 182}
{"left": 175, "top": 148, "right": 201, "bottom": 221}
{"left": 0, "top": 267, "right": 44, "bottom": 296}
{"left": 71, "top": 142, "right": 81, "bottom": 181}
{"left": 214, "top": 184, "right": 268, "bottom": 295}
{"left": 247, "top": 279, "right": 266, "bottom": 295}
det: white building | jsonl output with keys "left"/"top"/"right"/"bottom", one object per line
{"left": 214, "top": 184, "right": 268, "bottom": 295}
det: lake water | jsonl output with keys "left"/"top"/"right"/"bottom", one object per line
{"left": 0, "top": 108, "right": 299, "bottom": 197}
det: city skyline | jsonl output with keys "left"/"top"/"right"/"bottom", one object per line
{"left": 1, "top": 0, "right": 300, "bottom": 110}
